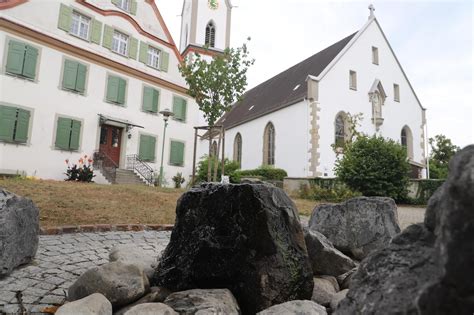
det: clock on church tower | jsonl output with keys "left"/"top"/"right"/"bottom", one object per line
{"left": 179, "top": 0, "right": 232, "bottom": 57}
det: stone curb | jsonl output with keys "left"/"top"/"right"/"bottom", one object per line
{"left": 40, "top": 224, "right": 174, "bottom": 235}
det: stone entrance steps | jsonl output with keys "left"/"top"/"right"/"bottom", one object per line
{"left": 115, "top": 169, "right": 148, "bottom": 185}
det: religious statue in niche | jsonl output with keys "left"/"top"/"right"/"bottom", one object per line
{"left": 369, "top": 80, "right": 386, "bottom": 131}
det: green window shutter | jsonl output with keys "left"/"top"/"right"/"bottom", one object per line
{"left": 180, "top": 98, "right": 187, "bottom": 121}
{"left": 153, "top": 89, "right": 160, "bottom": 112}
{"left": 103, "top": 25, "right": 114, "bottom": 49}
{"left": 173, "top": 96, "right": 186, "bottom": 121}
{"left": 170, "top": 141, "right": 184, "bottom": 166}
{"left": 139, "top": 42, "right": 148, "bottom": 64}
{"left": 14, "top": 109, "right": 30, "bottom": 143}
{"left": 130, "top": 0, "right": 137, "bottom": 15}
{"left": 58, "top": 3, "right": 72, "bottom": 31}
{"left": 128, "top": 37, "right": 138, "bottom": 59}
{"left": 62, "top": 59, "right": 78, "bottom": 90}
{"left": 75, "top": 63, "right": 87, "bottom": 93}
{"left": 117, "top": 78, "right": 127, "bottom": 105}
{"left": 159, "top": 51, "right": 169, "bottom": 72}
{"left": 55, "top": 117, "right": 72, "bottom": 150}
{"left": 69, "top": 120, "right": 81, "bottom": 150}
{"left": 148, "top": 136, "right": 156, "bottom": 161}
{"left": 111, "top": 0, "right": 120, "bottom": 5}
{"left": 90, "top": 19, "right": 102, "bottom": 44}
{"left": 22, "top": 45, "right": 38, "bottom": 79}
{"left": 142, "top": 86, "right": 154, "bottom": 112}
{"left": 6, "top": 40, "right": 26, "bottom": 75}
{"left": 106, "top": 76, "right": 119, "bottom": 102}
{"left": 0, "top": 106, "right": 16, "bottom": 142}
{"left": 139, "top": 135, "right": 155, "bottom": 161}
{"left": 139, "top": 135, "right": 148, "bottom": 160}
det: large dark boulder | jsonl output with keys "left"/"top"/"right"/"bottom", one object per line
{"left": 309, "top": 197, "right": 400, "bottom": 259}
{"left": 336, "top": 146, "right": 474, "bottom": 314}
{"left": 153, "top": 183, "right": 314, "bottom": 314}
{"left": 0, "top": 189, "right": 39, "bottom": 277}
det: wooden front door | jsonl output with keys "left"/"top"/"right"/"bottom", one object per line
{"left": 99, "top": 124, "right": 122, "bottom": 166}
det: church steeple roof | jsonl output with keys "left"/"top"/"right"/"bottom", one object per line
{"left": 221, "top": 32, "right": 356, "bottom": 129}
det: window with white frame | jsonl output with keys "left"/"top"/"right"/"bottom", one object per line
{"left": 349, "top": 70, "right": 357, "bottom": 90}
{"left": 394, "top": 83, "right": 400, "bottom": 102}
{"left": 70, "top": 11, "right": 91, "bottom": 40}
{"left": 117, "top": 0, "right": 130, "bottom": 12}
{"left": 372, "top": 46, "right": 379, "bottom": 65}
{"left": 112, "top": 30, "right": 128, "bottom": 56}
{"left": 147, "top": 46, "right": 161, "bottom": 69}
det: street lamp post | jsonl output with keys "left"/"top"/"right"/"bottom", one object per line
{"left": 159, "top": 108, "right": 174, "bottom": 187}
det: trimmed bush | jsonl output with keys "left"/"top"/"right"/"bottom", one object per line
{"left": 335, "top": 135, "right": 410, "bottom": 201}
{"left": 299, "top": 179, "right": 361, "bottom": 202}
{"left": 234, "top": 165, "right": 288, "bottom": 182}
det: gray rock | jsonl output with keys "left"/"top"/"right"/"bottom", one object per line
{"left": 68, "top": 261, "right": 149, "bottom": 309}
{"left": 55, "top": 293, "right": 112, "bottom": 315}
{"left": 304, "top": 228, "right": 356, "bottom": 276}
{"left": 311, "top": 276, "right": 339, "bottom": 307}
{"left": 115, "top": 287, "right": 172, "bottom": 315}
{"left": 154, "top": 183, "right": 314, "bottom": 314}
{"left": 257, "top": 300, "right": 327, "bottom": 315}
{"left": 109, "top": 244, "right": 158, "bottom": 280}
{"left": 335, "top": 268, "right": 357, "bottom": 290}
{"left": 0, "top": 189, "right": 39, "bottom": 277}
{"left": 123, "top": 303, "right": 177, "bottom": 315}
{"left": 329, "top": 289, "right": 348, "bottom": 310}
{"left": 164, "top": 289, "right": 240, "bottom": 315}
{"left": 336, "top": 146, "right": 474, "bottom": 314}
{"left": 309, "top": 197, "right": 400, "bottom": 259}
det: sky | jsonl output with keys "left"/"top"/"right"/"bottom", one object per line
{"left": 157, "top": 0, "right": 473, "bottom": 148}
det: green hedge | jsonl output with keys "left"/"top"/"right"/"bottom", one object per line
{"left": 233, "top": 165, "right": 288, "bottom": 182}
{"left": 405, "top": 179, "right": 445, "bottom": 205}
{"left": 299, "top": 178, "right": 361, "bottom": 202}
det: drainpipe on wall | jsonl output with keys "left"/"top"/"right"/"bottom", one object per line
{"left": 425, "top": 110, "right": 430, "bottom": 179}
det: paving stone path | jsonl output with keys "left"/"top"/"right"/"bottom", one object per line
{"left": 0, "top": 231, "right": 171, "bottom": 315}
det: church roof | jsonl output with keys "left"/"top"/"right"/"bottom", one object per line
{"left": 221, "top": 32, "right": 357, "bottom": 129}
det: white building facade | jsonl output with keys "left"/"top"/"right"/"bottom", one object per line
{"left": 0, "top": 0, "right": 208, "bottom": 185}
{"left": 219, "top": 12, "right": 427, "bottom": 178}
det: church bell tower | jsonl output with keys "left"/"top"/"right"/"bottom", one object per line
{"left": 180, "top": 0, "right": 232, "bottom": 57}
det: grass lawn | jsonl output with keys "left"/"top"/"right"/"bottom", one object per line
{"left": 0, "top": 178, "right": 320, "bottom": 228}
{"left": 0, "top": 178, "right": 422, "bottom": 228}
{"left": 0, "top": 178, "right": 182, "bottom": 227}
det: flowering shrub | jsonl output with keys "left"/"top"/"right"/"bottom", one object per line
{"left": 65, "top": 155, "right": 95, "bottom": 182}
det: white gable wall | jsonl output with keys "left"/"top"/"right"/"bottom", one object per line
{"left": 222, "top": 100, "right": 311, "bottom": 177}
{"left": 317, "top": 19, "right": 425, "bottom": 177}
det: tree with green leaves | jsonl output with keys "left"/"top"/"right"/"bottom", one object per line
{"left": 335, "top": 135, "right": 410, "bottom": 201}
{"left": 179, "top": 40, "right": 254, "bottom": 181}
{"left": 428, "top": 134, "right": 460, "bottom": 179}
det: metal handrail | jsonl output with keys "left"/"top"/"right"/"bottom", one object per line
{"left": 93, "top": 151, "right": 118, "bottom": 183}
{"left": 126, "top": 154, "right": 154, "bottom": 186}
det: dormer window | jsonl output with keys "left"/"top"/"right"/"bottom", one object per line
{"left": 372, "top": 46, "right": 379, "bottom": 65}
{"left": 205, "top": 21, "right": 216, "bottom": 48}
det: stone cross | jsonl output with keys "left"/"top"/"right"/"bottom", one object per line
{"left": 368, "top": 4, "right": 375, "bottom": 18}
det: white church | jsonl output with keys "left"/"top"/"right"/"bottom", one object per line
{"left": 214, "top": 4, "right": 427, "bottom": 179}
{"left": 0, "top": 0, "right": 427, "bottom": 185}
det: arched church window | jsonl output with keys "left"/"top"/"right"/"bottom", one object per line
{"left": 233, "top": 133, "right": 242, "bottom": 167}
{"left": 205, "top": 21, "right": 216, "bottom": 48}
{"left": 263, "top": 123, "right": 275, "bottom": 165}
{"left": 401, "top": 126, "right": 413, "bottom": 159}
{"left": 335, "top": 114, "right": 346, "bottom": 148}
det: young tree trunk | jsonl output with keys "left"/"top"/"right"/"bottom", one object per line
{"left": 213, "top": 132, "right": 222, "bottom": 182}
{"left": 207, "top": 127, "right": 212, "bottom": 182}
